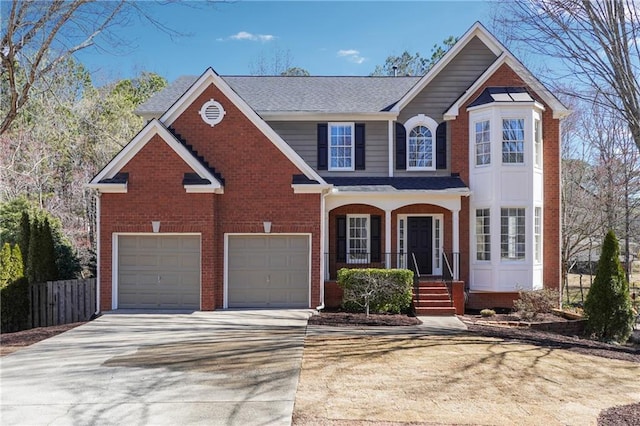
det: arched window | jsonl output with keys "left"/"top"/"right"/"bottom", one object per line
{"left": 404, "top": 114, "right": 438, "bottom": 170}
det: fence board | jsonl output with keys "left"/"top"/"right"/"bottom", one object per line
{"left": 28, "top": 279, "right": 96, "bottom": 328}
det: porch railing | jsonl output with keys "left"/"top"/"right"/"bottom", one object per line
{"left": 324, "top": 252, "right": 415, "bottom": 280}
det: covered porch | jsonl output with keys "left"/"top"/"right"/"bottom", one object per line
{"left": 320, "top": 176, "right": 469, "bottom": 314}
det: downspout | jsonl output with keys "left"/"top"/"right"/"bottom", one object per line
{"left": 316, "top": 188, "right": 331, "bottom": 311}
{"left": 95, "top": 192, "right": 101, "bottom": 315}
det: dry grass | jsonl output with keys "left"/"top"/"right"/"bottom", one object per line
{"left": 293, "top": 334, "right": 640, "bottom": 425}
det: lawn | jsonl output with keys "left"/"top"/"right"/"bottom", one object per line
{"left": 293, "top": 333, "right": 640, "bottom": 425}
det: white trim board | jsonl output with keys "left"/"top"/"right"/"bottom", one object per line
{"left": 159, "top": 68, "right": 326, "bottom": 185}
{"left": 88, "top": 119, "right": 223, "bottom": 193}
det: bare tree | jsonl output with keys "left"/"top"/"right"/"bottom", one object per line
{"left": 0, "top": 0, "right": 214, "bottom": 134}
{"left": 586, "top": 103, "right": 640, "bottom": 281}
{"left": 492, "top": 0, "right": 640, "bottom": 151}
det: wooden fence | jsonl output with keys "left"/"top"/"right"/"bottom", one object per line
{"left": 29, "top": 278, "right": 96, "bottom": 328}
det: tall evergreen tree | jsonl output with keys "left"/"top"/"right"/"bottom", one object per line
{"left": 584, "top": 230, "right": 635, "bottom": 342}
{"left": 0, "top": 242, "right": 12, "bottom": 287}
{"left": 26, "top": 217, "right": 40, "bottom": 283}
{"left": 10, "top": 244, "right": 23, "bottom": 280}
{"left": 41, "top": 218, "right": 58, "bottom": 281}
{"left": 19, "top": 211, "right": 30, "bottom": 259}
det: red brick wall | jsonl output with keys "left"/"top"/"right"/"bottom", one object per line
{"left": 450, "top": 63, "right": 562, "bottom": 297}
{"left": 100, "top": 81, "right": 322, "bottom": 311}
{"left": 100, "top": 134, "right": 216, "bottom": 310}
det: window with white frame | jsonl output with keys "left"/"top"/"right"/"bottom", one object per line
{"left": 434, "top": 218, "right": 441, "bottom": 269}
{"left": 535, "top": 207, "right": 542, "bottom": 263}
{"left": 534, "top": 118, "right": 542, "bottom": 168}
{"left": 501, "top": 208, "right": 525, "bottom": 260}
{"left": 329, "top": 123, "right": 354, "bottom": 170}
{"left": 408, "top": 125, "right": 434, "bottom": 169}
{"left": 502, "top": 118, "right": 525, "bottom": 164}
{"left": 347, "top": 214, "right": 369, "bottom": 263}
{"left": 476, "top": 208, "right": 491, "bottom": 261}
{"left": 475, "top": 120, "right": 491, "bottom": 166}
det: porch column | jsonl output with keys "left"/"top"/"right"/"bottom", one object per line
{"left": 324, "top": 205, "right": 330, "bottom": 279}
{"left": 452, "top": 208, "right": 460, "bottom": 280}
{"left": 385, "top": 209, "right": 392, "bottom": 269}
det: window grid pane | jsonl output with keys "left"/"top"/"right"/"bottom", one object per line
{"left": 534, "top": 119, "right": 542, "bottom": 168}
{"left": 501, "top": 208, "right": 525, "bottom": 260}
{"left": 434, "top": 219, "right": 441, "bottom": 269}
{"left": 408, "top": 125, "right": 433, "bottom": 168}
{"left": 475, "top": 120, "right": 491, "bottom": 166}
{"left": 535, "top": 207, "right": 542, "bottom": 263}
{"left": 329, "top": 124, "right": 353, "bottom": 169}
{"left": 348, "top": 216, "right": 368, "bottom": 263}
{"left": 502, "top": 119, "right": 524, "bottom": 164}
{"left": 475, "top": 209, "right": 491, "bottom": 261}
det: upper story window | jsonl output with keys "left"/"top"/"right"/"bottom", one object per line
{"left": 534, "top": 118, "right": 542, "bottom": 168}
{"left": 404, "top": 114, "right": 438, "bottom": 171}
{"left": 408, "top": 125, "right": 433, "bottom": 169}
{"left": 502, "top": 118, "right": 525, "bottom": 164}
{"left": 329, "top": 123, "right": 354, "bottom": 170}
{"left": 475, "top": 120, "right": 491, "bottom": 166}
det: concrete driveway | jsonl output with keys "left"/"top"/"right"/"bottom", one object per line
{"left": 0, "top": 310, "right": 313, "bottom": 426}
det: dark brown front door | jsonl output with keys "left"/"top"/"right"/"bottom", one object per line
{"left": 408, "top": 217, "right": 432, "bottom": 275}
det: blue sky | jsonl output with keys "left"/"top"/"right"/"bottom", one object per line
{"left": 75, "top": 1, "right": 493, "bottom": 84}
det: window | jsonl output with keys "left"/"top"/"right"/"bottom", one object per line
{"left": 408, "top": 125, "right": 434, "bottom": 169}
{"left": 476, "top": 209, "right": 491, "bottom": 261}
{"left": 501, "top": 208, "right": 525, "bottom": 260}
{"left": 347, "top": 214, "right": 369, "bottom": 263}
{"left": 329, "top": 123, "right": 354, "bottom": 170}
{"left": 475, "top": 120, "right": 491, "bottom": 166}
{"left": 535, "top": 207, "right": 542, "bottom": 263}
{"left": 502, "top": 119, "right": 524, "bottom": 164}
{"left": 534, "top": 118, "right": 542, "bottom": 168}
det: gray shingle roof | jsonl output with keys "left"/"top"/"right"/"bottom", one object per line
{"left": 137, "top": 75, "right": 421, "bottom": 115}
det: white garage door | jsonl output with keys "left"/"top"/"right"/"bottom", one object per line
{"left": 227, "top": 235, "right": 310, "bottom": 308}
{"left": 118, "top": 235, "right": 200, "bottom": 309}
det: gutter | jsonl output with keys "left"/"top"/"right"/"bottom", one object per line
{"left": 316, "top": 188, "right": 331, "bottom": 311}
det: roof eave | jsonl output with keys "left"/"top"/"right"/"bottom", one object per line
{"left": 262, "top": 111, "right": 398, "bottom": 121}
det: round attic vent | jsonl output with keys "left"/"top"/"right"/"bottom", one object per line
{"left": 199, "top": 99, "right": 225, "bottom": 127}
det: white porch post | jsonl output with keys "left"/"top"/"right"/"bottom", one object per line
{"left": 324, "top": 204, "right": 330, "bottom": 279}
{"left": 385, "top": 209, "right": 392, "bottom": 268}
{"left": 452, "top": 208, "right": 460, "bottom": 280}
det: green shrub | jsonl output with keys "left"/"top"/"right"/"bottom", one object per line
{"left": 584, "top": 230, "right": 635, "bottom": 343}
{"left": 337, "top": 268, "right": 413, "bottom": 315}
{"left": 480, "top": 309, "right": 496, "bottom": 317}
{"left": 514, "top": 288, "right": 559, "bottom": 321}
{"left": 0, "top": 277, "right": 30, "bottom": 333}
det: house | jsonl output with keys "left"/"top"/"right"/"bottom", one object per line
{"left": 88, "top": 22, "right": 569, "bottom": 315}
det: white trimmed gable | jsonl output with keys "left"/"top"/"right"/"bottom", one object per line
{"left": 88, "top": 119, "right": 224, "bottom": 193}
{"left": 393, "top": 22, "right": 569, "bottom": 120}
{"left": 160, "top": 68, "right": 328, "bottom": 186}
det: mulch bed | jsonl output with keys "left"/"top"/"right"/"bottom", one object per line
{"left": 308, "top": 312, "right": 421, "bottom": 327}
{"left": 598, "top": 402, "right": 640, "bottom": 426}
{"left": 0, "top": 322, "right": 85, "bottom": 356}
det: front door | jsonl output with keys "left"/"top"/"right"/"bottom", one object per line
{"left": 408, "top": 217, "right": 433, "bottom": 275}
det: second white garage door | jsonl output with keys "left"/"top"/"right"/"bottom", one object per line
{"left": 227, "top": 235, "right": 310, "bottom": 308}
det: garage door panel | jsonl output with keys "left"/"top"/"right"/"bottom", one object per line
{"left": 118, "top": 235, "right": 200, "bottom": 310}
{"left": 227, "top": 235, "right": 310, "bottom": 308}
